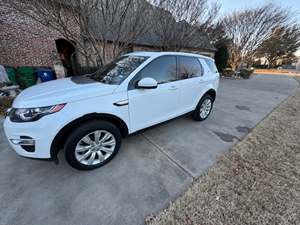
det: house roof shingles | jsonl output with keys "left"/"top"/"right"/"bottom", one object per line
{"left": 88, "top": 1, "right": 216, "bottom": 52}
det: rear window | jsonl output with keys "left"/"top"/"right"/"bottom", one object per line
{"left": 204, "top": 59, "right": 218, "bottom": 73}
{"left": 178, "top": 56, "right": 203, "bottom": 79}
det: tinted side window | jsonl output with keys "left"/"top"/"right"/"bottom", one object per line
{"left": 129, "top": 56, "right": 177, "bottom": 89}
{"left": 178, "top": 56, "right": 203, "bottom": 80}
{"left": 204, "top": 58, "right": 218, "bottom": 73}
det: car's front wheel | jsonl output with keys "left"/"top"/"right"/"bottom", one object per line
{"left": 193, "top": 94, "right": 214, "bottom": 121}
{"left": 64, "top": 120, "right": 121, "bottom": 170}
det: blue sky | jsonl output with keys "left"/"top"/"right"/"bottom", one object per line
{"left": 218, "top": 0, "right": 300, "bottom": 17}
{"left": 218, "top": 0, "right": 300, "bottom": 56}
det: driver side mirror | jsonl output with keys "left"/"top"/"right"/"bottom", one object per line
{"left": 136, "top": 77, "right": 158, "bottom": 89}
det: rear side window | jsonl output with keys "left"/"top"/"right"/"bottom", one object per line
{"left": 129, "top": 56, "right": 177, "bottom": 89}
{"left": 178, "top": 56, "right": 203, "bottom": 80}
{"left": 204, "top": 58, "right": 218, "bottom": 73}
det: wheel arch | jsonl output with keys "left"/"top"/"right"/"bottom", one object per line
{"left": 50, "top": 113, "right": 129, "bottom": 160}
{"left": 204, "top": 89, "right": 217, "bottom": 102}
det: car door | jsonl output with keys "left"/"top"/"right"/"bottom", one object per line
{"left": 176, "top": 56, "right": 205, "bottom": 113}
{"left": 127, "top": 56, "right": 180, "bottom": 132}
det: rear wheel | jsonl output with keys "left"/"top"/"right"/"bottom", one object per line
{"left": 64, "top": 120, "right": 121, "bottom": 170}
{"left": 193, "top": 95, "right": 214, "bottom": 121}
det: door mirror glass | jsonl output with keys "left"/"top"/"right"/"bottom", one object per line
{"left": 137, "top": 77, "right": 158, "bottom": 89}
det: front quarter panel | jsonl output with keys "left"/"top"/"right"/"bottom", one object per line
{"left": 58, "top": 92, "right": 130, "bottom": 133}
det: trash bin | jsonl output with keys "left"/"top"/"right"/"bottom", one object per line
{"left": 35, "top": 68, "right": 56, "bottom": 82}
{"left": 5, "top": 67, "right": 17, "bottom": 85}
{"left": 16, "top": 67, "right": 37, "bottom": 88}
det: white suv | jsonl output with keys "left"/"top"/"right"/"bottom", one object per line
{"left": 4, "top": 52, "right": 219, "bottom": 170}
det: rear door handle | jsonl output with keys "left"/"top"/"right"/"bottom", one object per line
{"left": 168, "top": 86, "right": 178, "bottom": 91}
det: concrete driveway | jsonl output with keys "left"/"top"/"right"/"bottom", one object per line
{"left": 0, "top": 75, "right": 298, "bottom": 225}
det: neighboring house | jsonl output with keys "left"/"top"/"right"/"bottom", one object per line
{"left": 128, "top": 25, "right": 216, "bottom": 57}
{"left": 0, "top": 2, "right": 216, "bottom": 75}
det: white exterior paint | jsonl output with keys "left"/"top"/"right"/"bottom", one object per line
{"left": 4, "top": 52, "right": 219, "bottom": 159}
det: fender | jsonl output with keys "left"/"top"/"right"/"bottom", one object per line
{"left": 50, "top": 113, "right": 129, "bottom": 161}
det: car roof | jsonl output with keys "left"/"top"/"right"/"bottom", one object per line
{"left": 126, "top": 51, "right": 213, "bottom": 60}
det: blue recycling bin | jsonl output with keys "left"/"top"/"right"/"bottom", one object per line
{"left": 35, "top": 68, "right": 56, "bottom": 82}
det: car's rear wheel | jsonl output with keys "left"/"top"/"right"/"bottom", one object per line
{"left": 193, "top": 94, "right": 214, "bottom": 121}
{"left": 64, "top": 120, "right": 121, "bottom": 170}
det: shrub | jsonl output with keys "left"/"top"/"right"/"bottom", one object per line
{"left": 222, "top": 68, "right": 235, "bottom": 77}
{"left": 0, "top": 96, "right": 14, "bottom": 115}
{"left": 238, "top": 68, "right": 254, "bottom": 79}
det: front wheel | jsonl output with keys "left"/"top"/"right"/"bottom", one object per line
{"left": 64, "top": 120, "right": 122, "bottom": 170}
{"left": 193, "top": 95, "right": 214, "bottom": 121}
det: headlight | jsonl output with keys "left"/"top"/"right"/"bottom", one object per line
{"left": 9, "top": 104, "right": 66, "bottom": 122}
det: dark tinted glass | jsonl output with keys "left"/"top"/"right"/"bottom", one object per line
{"left": 90, "top": 56, "right": 148, "bottom": 84}
{"left": 178, "top": 56, "right": 203, "bottom": 80}
{"left": 204, "top": 58, "right": 218, "bottom": 73}
{"left": 129, "top": 56, "right": 177, "bottom": 89}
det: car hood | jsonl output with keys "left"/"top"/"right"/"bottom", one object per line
{"left": 13, "top": 77, "right": 118, "bottom": 108}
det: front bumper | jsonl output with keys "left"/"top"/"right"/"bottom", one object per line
{"left": 3, "top": 113, "right": 66, "bottom": 159}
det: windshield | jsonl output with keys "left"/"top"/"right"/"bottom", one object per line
{"left": 89, "top": 56, "right": 149, "bottom": 85}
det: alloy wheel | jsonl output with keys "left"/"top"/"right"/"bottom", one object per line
{"left": 75, "top": 130, "right": 116, "bottom": 166}
{"left": 199, "top": 98, "right": 212, "bottom": 119}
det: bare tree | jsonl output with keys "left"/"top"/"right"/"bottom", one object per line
{"left": 194, "top": 1, "right": 222, "bottom": 44}
{"left": 256, "top": 25, "right": 300, "bottom": 68}
{"left": 90, "top": 0, "right": 152, "bottom": 63}
{"left": 1, "top": 0, "right": 151, "bottom": 67}
{"left": 204, "top": 21, "right": 227, "bottom": 45}
{"left": 148, "top": 0, "right": 220, "bottom": 51}
{"left": 222, "top": 4, "right": 291, "bottom": 70}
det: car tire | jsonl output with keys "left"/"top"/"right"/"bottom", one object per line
{"left": 64, "top": 120, "right": 122, "bottom": 170}
{"left": 193, "top": 94, "right": 214, "bottom": 121}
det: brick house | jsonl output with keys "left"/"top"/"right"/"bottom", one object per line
{"left": 0, "top": 2, "right": 216, "bottom": 75}
{"left": 0, "top": 6, "right": 74, "bottom": 67}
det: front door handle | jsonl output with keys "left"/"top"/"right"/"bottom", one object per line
{"left": 113, "top": 99, "right": 129, "bottom": 107}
